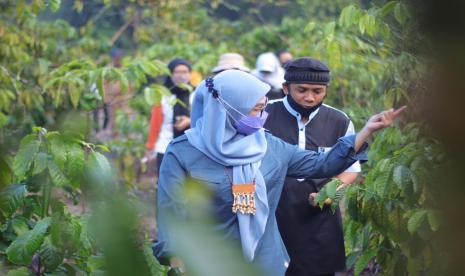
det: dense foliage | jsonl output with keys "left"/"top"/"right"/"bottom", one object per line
{"left": 0, "top": 0, "right": 448, "bottom": 275}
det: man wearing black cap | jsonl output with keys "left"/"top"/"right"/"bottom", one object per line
{"left": 265, "top": 57, "right": 360, "bottom": 276}
{"left": 145, "top": 58, "right": 193, "bottom": 172}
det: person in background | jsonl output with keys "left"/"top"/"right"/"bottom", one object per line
{"left": 276, "top": 49, "right": 294, "bottom": 67}
{"left": 94, "top": 48, "right": 133, "bottom": 141}
{"left": 153, "top": 69, "right": 406, "bottom": 276}
{"left": 252, "top": 52, "right": 285, "bottom": 100}
{"left": 211, "top": 52, "right": 250, "bottom": 75}
{"left": 265, "top": 57, "right": 359, "bottom": 276}
{"left": 144, "top": 58, "right": 193, "bottom": 173}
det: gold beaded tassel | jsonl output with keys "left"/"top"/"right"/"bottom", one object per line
{"left": 231, "top": 183, "right": 256, "bottom": 215}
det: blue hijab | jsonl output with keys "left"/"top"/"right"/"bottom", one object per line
{"left": 186, "top": 70, "right": 271, "bottom": 261}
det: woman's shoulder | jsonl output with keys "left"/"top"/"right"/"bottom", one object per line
{"left": 264, "top": 131, "right": 296, "bottom": 154}
{"left": 167, "top": 134, "right": 192, "bottom": 151}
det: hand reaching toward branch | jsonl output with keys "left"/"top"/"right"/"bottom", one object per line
{"left": 355, "top": 106, "right": 407, "bottom": 152}
{"left": 364, "top": 106, "right": 408, "bottom": 132}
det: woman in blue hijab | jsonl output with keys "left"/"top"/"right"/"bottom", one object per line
{"left": 153, "top": 70, "right": 405, "bottom": 275}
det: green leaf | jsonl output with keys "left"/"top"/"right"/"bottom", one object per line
{"left": 304, "top": 21, "right": 316, "bottom": 33}
{"left": 69, "top": 88, "right": 82, "bottom": 109}
{"left": 79, "top": 215, "right": 94, "bottom": 257}
{"left": 12, "top": 216, "right": 30, "bottom": 236}
{"left": 394, "top": 2, "right": 409, "bottom": 25}
{"left": 354, "top": 248, "right": 376, "bottom": 276}
{"left": 177, "top": 83, "right": 193, "bottom": 93}
{"left": 407, "top": 209, "right": 427, "bottom": 234}
{"left": 66, "top": 144, "right": 85, "bottom": 189}
{"left": 98, "top": 67, "right": 110, "bottom": 100}
{"left": 0, "top": 184, "right": 27, "bottom": 216}
{"left": 90, "top": 152, "right": 111, "bottom": 174}
{"left": 0, "top": 155, "right": 13, "bottom": 189}
{"left": 358, "top": 13, "right": 367, "bottom": 34}
{"left": 143, "top": 242, "right": 165, "bottom": 275}
{"left": 331, "top": 185, "right": 348, "bottom": 213}
{"left": 427, "top": 210, "right": 440, "bottom": 232}
{"left": 365, "top": 14, "right": 376, "bottom": 36}
{"left": 380, "top": 1, "right": 398, "bottom": 18}
{"left": 13, "top": 134, "right": 41, "bottom": 180}
{"left": 6, "top": 217, "right": 52, "bottom": 265}
{"left": 32, "top": 152, "right": 49, "bottom": 175}
{"left": 327, "top": 41, "right": 341, "bottom": 69}
{"left": 88, "top": 254, "right": 106, "bottom": 271}
{"left": 339, "top": 5, "right": 358, "bottom": 28}
{"left": 32, "top": 0, "right": 45, "bottom": 14}
{"left": 393, "top": 165, "right": 411, "bottom": 188}
{"left": 49, "top": 137, "right": 67, "bottom": 169}
{"left": 324, "top": 21, "right": 336, "bottom": 41}
{"left": 6, "top": 267, "right": 30, "bottom": 276}
{"left": 315, "top": 188, "right": 327, "bottom": 209}
{"left": 325, "top": 179, "right": 339, "bottom": 199}
{"left": 0, "top": 112, "right": 7, "bottom": 128}
{"left": 111, "top": 67, "right": 129, "bottom": 93}
{"left": 49, "top": 0, "right": 61, "bottom": 12}
{"left": 144, "top": 87, "right": 159, "bottom": 106}
{"left": 48, "top": 160, "right": 68, "bottom": 187}
{"left": 151, "top": 59, "right": 170, "bottom": 75}
{"left": 39, "top": 237, "right": 64, "bottom": 272}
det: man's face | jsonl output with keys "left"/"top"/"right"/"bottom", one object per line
{"left": 170, "top": 64, "right": 192, "bottom": 86}
{"left": 284, "top": 83, "right": 327, "bottom": 108}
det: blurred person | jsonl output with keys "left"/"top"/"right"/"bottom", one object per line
{"left": 252, "top": 52, "right": 285, "bottom": 100}
{"left": 144, "top": 58, "right": 193, "bottom": 173}
{"left": 276, "top": 49, "right": 293, "bottom": 66}
{"left": 212, "top": 52, "right": 250, "bottom": 75}
{"left": 265, "top": 57, "right": 359, "bottom": 276}
{"left": 94, "top": 48, "right": 133, "bottom": 141}
{"left": 153, "top": 69, "right": 405, "bottom": 276}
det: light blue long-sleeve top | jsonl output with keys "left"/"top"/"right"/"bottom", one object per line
{"left": 153, "top": 132, "right": 368, "bottom": 276}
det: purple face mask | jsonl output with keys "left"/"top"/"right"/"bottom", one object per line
{"left": 236, "top": 111, "right": 269, "bottom": 135}
{"left": 216, "top": 96, "right": 269, "bottom": 136}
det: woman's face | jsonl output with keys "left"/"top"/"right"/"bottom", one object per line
{"left": 248, "top": 96, "right": 268, "bottom": 116}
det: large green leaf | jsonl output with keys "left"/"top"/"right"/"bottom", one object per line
{"left": 380, "top": 1, "right": 398, "bottom": 18}
{"left": 66, "top": 144, "right": 85, "bottom": 189}
{"left": 78, "top": 214, "right": 94, "bottom": 257}
{"left": 49, "top": 0, "right": 61, "bottom": 12}
{"left": 48, "top": 160, "right": 68, "bottom": 187}
{"left": 407, "top": 209, "right": 427, "bottom": 234}
{"left": 339, "top": 5, "right": 358, "bottom": 28}
{"left": 32, "top": 152, "right": 49, "bottom": 175}
{"left": 427, "top": 210, "right": 440, "bottom": 232}
{"left": 49, "top": 137, "right": 67, "bottom": 169}
{"left": 6, "top": 217, "right": 52, "bottom": 265}
{"left": 69, "top": 88, "right": 82, "bottom": 109}
{"left": 39, "top": 237, "right": 64, "bottom": 272}
{"left": 143, "top": 242, "right": 165, "bottom": 276}
{"left": 6, "top": 267, "right": 30, "bottom": 276}
{"left": 394, "top": 2, "right": 409, "bottom": 25}
{"left": 89, "top": 152, "right": 111, "bottom": 175}
{"left": 13, "top": 135, "right": 41, "bottom": 180}
{"left": 393, "top": 165, "right": 411, "bottom": 188}
{"left": 0, "top": 111, "right": 7, "bottom": 128}
{"left": 11, "top": 216, "right": 30, "bottom": 236}
{"left": 354, "top": 248, "right": 376, "bottom": 276}
{"left": 0, "top": 184, "right": 27, "bottom": 216}
{"left": 0, "top": 155, "right": 13, "bottom": 189}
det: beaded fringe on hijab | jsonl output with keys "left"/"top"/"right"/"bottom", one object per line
{"left": 232, "top": 181, "right": 256, "bottom": 215}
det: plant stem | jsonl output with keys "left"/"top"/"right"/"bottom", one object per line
{"left": 41, "top": 178, "right": 51, "bottom": 218}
